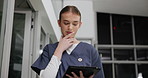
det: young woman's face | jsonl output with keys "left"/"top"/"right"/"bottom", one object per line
{"left": 58, "top": 12, "right": 82, "bottom": 38}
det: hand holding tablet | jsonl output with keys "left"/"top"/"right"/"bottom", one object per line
{"left": 63, "top": 66, "right": 100, "bottom": 78}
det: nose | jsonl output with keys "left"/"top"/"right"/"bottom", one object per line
{"left": 68, "top": 24, "right": 73, "bottom": 30}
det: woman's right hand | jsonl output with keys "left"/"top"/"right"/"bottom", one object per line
{"left": 58, "top": 33, "right": 75, "bottom": 52}
{"left": 54, "top": 33, "right": 75, "bottom": 59}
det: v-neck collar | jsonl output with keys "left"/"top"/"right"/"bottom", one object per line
{"left": 66, "top": 42, "right": 81, "bottom": 55}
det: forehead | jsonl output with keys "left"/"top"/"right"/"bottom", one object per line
{"left": 61, "top": 12, "right": 81, "bottom": 21}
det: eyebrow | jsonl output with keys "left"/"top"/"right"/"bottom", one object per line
{"left": 63, "top": 20, "right": 69, "bottom": 22}
{"left": 63, "top": 20, "right": 79, "bottom": 23}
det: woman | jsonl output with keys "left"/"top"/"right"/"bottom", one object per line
{"left": 31, "top": 5, "right": 104, "bottom": 78}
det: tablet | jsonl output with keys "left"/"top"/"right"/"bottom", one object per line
{"left": 63, "top": 66, "right": 100, "bottom": 78}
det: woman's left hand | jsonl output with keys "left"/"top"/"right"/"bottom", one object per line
{"left": 66, "top": 71, "right": 94, "bottom": 78}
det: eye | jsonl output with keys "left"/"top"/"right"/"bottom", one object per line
{"left": 73, "top": 23, "right": 78, "bottom": 26}
{"left": 64, "top": 22, "right": 70, "bottom": 25}
{"left": 73, "top": 24, "right": 77, "bottom": 26}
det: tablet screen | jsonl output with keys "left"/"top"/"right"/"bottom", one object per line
{"left": 63, "top": 66, "right": 100, "bottom": 78}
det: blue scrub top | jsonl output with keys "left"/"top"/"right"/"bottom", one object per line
{"left": 31, "top": 42, "right": 104, "bottom": 78}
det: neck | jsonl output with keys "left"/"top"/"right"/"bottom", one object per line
{"left": 73, "top": 39, "right": 80, "bottom": 44}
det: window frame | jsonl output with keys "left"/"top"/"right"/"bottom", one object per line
{"left": 96, "top": 12, "right": 148, "bottom": 78}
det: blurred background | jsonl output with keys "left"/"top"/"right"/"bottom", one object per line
{"left": 0, "top": 0, "right": 148, "bottom": 78}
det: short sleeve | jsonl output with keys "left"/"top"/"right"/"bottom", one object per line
{"left": 91, "top": 47, "right": 105, "bottom": 78}
{"left": 31, "top": 44, "right": 55, "bottom": 75}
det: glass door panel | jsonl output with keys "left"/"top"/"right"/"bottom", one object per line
{"left": 8, "top": 11, "right": 31, "bottom": 78}
{"left": 8, "top": 13, "right": 25, "bottom": 78}
{"left": 0, "top": 0, "right": 4, "bottom": 77}
{"left": 0, "top": 0, "right": 4, "bottom": 34}
{"left": 0, "top": 12, "right": 2, "bottom": 34}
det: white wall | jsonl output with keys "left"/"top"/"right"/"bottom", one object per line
{"left": 93, "top": 0, "right": 148, "bottom": 16}
{"left": 63, "top": 0, "right": 96, "bottom": 42}
{"left": 51, "top": 0, "right": 63, "bottom": 19}
{"left": 30, "top": 0, "right": 61, "bottom": 41}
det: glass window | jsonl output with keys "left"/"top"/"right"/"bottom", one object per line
{"left": 0, "top": 0, "right": 4, "bottom": 33}
{"left": 0, "top": 0, "right": 4, "bottom": 77}
{"left": 114, "top": 49, "right": 134, "bottom": 60}
{"left": 134, "top": 16, "right": 148, "bottom": 45}
{"left": 97, "top": 13, "right": 111, "bottom": 44}
{"left": 115, "top": 64, "right": 136, "bottom": 78}
{"left": 103, "top": 64, "right": 112, "bottom": 78}
{"left": 98, "top": 49, "right": 112, "bottom": 60}
{"left": 97, "top": 12, "right": 148, "bottom": 78}
{"left": 112, "top": 14, "right": 133, "bottom": 44}
{"left": 136, "top": 49, "right": 148, "bottom": 61}
{"left": 0, "top": 13, "right": 2, "bottom": 34}
{"left": 138, "top": 64, "right": 148, "bottom": 78}
{"left": 0, "top": 0, "right": 4, "bottom": 46}
{"left": 8, "top": 13, "right": 25, "bottom": 78}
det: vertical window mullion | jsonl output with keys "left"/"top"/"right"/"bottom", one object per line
{"left": 132, "top": 16, "right": 137, "bottom": 61}
{"left": 110, "top": 14, "right": 115, "bottom": 78}
{"left": 135, "top": 63, "right": 138, "bottom": 77}
{"left": 132, "top": 16, "right": 136, "bottom": 45}
{"left": 132, "top": 16, "right": 138, "bottom": 77}
{"left": 112, "top": 63, "right": 115, "bottom": 78}
{"left": 110, "top": 14, "right": 113, "bottom": 45}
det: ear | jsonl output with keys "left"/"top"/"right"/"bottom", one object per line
{"left": 58, "top": 20, "right": 61, "bottom": 27}
{"left": 79, "top": 22, "right": 82, "bottom": 28}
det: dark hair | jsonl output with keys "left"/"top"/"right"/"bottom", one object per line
{"left": 59, "top": 5, "right": 81, "bottom": 21}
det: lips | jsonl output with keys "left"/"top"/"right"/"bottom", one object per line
{"left": 66, "top": 31, "right": 72, "bottom": 35}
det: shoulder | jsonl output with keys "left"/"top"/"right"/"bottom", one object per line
{"left": 44, "top": 42, "right": 58, "bottom": 49}
{"left": 80, "top": 42, "right": 95, "bottom": 50}
{"left": 42, "top": 42, "right": 59, "bottom": 54}
{"left": 79, "top": 42, "right": 97, "bottom": 53}
{"left": 80, "top": 42, "right": 98, "bottom": 54}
